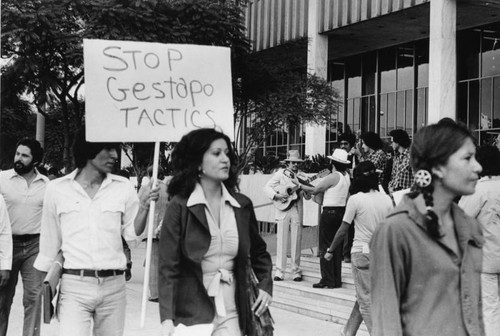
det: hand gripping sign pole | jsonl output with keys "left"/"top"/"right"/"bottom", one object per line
{"left": 140, "top": 141, "right": 160, "bottom": 327}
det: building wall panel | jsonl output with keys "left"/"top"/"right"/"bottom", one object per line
{"left": 245, "top": 0, "right": 430, "bottom": 51}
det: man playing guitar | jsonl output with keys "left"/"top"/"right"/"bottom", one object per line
{"left": 263, "top": 150, "right": 305, "bottom": 282}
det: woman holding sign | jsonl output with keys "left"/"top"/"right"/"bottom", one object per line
{"left": 158, "top": 128, "right": 273, "bottom": 336}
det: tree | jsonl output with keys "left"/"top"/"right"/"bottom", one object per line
{"left": 1, "top": 0, "right": 249, "bottom": 171}
{"left": 2, "top": 0, "right": 338, "bottom": 175}
{"left": 234, "top": 37, "right": 340, "bottom": 171}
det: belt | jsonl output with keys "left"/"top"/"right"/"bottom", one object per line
{"left": 141, "top": 238, "right": 159, "bottom": 242}
{"left": 62, "top": 269, "right": 124, "bottom": 278}
{"left": 206, "top": 269, "right": 233, "bottom": 317}
{"left": 12, "top": 234, "right": 40, "bottom": 242}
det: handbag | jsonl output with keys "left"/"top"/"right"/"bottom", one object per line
{"left": 246, "top": 258, "right": 274, "bottom": 336}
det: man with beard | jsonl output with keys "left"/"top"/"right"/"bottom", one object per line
{"left": 0, "top": 138, "right": 49, "bottom": 336}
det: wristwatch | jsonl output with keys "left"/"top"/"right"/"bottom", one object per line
{"left": 326, "top": 249, "right": 333, "bottom": 254}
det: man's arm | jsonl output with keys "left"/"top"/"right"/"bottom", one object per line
{"left": 263, "top": 170, "right": 283, "bottom": 201}
{"left": 324, "top": 221, "right": 350, "bottom": 261}
{"left": 301, "top": 173, "right": 337, "bottom": 195}
{"left": 0, "top": 195, "right": 12, "bottom": 287}
{"left": 34, "top": 184, "right": 62, "bottom": 272}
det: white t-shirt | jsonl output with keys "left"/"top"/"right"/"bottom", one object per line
{"left": 342, "top": 190, "right": 393, "bottom": 253}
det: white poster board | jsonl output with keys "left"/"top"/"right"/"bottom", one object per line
{"left": 84, "top": 39, "right": 234, "bottom": 142}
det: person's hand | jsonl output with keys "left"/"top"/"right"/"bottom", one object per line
{"left": 324, "top": 251, "right": 333, "bottom": 261}
{"left": 353, "top": 147, "right": 362, "bottom": 158}
{"left": 0, "top": 270, "right": 10, "bottom": 287}
{"left": 252, "top": 289, "right": 272, "bottom": 317}
{"left": 274, "top": 193, "right": 288, "bottom": 202}
{"left": 139, "top": 181, "right": 161, "bottom": 208}
{"left": 161, "top": 319, "right": 175, "bottom": 336}
{"left": 302, "top": 190, "right": 312, "bottom": 200}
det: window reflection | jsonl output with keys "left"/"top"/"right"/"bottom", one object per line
{"left": 458, "top": 22, "right": 500, "bottom": 145}
{"left": 326, "top": 22, "right": 500, "bottom": 145}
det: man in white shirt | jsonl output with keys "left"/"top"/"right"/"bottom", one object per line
{"left": 34, "top": 131, "right": 156, "bottom": 336}
{"left": 0, "top": 195, "right": 12, "bottom": 287}
{"left": 0, "top": 138, "right": 49, "bottom": 336}
{"left": 263, "top": 150, "right": 304, "bottom": 282}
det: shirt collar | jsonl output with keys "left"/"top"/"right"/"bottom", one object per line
{"left": 65, "top": 168, "right": 120, "bottom": 188}
{"left": 396, "top": 147, "right": 410, "bottom": 158}
{"left": 478, "top": 175, "right": 500, "bottom": 183}
{"left": 7, "top": 168, "right": 48, "bottom": 182}
{"left": 390, "top": 195, "right": 483, "bottom": 248}
{"left": 187, "top": 182, "right": 241, "bottom": 208}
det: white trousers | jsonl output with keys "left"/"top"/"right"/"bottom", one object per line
{"left": 482, "top": 272, "right": 500, "bottom": 336}
{"left": 275, "top": 205, "right": 302, "bottom": 277}
{"left": 59, "top": 274, "right": 126, "bottom": 336}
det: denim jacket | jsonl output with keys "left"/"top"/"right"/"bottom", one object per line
{"left": 370, "top": 195, "right": 485, "bottom": 336}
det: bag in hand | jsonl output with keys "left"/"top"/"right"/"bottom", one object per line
{"left": 246, "top": 259, "right": 274, "bottom": 336}
{"left": 42, "top": 252, "right": 63, "bottom": 323}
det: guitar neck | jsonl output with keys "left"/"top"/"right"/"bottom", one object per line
{"left": 308, "top": 175, "right": 319, "bottom": 183}
{"left": 301, "top": 171, "right": 324, "bottom": 184}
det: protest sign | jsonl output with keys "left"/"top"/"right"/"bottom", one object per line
{"left": 84, "top": 39, "right": 234, "bottom": 141}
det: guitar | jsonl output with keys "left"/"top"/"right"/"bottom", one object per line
{"left": 273, "top": 169, "right": 330, "bottom": 211}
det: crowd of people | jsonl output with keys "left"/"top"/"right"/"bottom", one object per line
{"left": 263, "top": 120, "right": 500, "bottom": 336}
{"left": 0, "top": 120, "right": 499, "bottom": 336}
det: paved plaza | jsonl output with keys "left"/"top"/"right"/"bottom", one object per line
{"left": 6, "top": 242, "right": 340, "bottom": 336}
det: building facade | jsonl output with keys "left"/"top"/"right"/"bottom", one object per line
{"left": 244, "top": 0, "right": 500, "bottom": 158}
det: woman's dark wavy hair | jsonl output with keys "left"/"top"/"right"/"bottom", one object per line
{"left": 73, "top": 129, "right": 120, "bottom": 168}
{"left": 349, "top": 161, "right": 379, "bottom": 195}
{"left": 360, "top": 132, "right": 384, "bottom": 151}
{"left": 476, "top": 145, "right": 500, "bottom": 177}
{"left": 409, "top": 119, "right": 475, "bottom": 240}
{"left": 167, "top": 128, "right": 239, "bottom": 198}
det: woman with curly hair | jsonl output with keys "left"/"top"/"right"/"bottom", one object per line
{"left": 370, "top": 120, "right": 484, "bottom": 336}
{"left": 158, "top": 128, "right": 273, "bottom": 336}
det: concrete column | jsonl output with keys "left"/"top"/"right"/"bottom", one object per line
{"left": 36, "top": 112, "right": 45, "bottom": 149}
{"left": 305, "top": 0, "right": 328, "bottom": 157}
{"left": 428, "top": 0, "right": 457, "bottom": 124}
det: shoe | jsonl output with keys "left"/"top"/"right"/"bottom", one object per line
{"left": 312, "top": 282, "right": 334, "bottom": 289}
{"left": 148, "top": 298, "right": 159, "bottom": 303}
{"left": 273, "top": 276, "right": 284, "bottom": 281}
{"left": 293, "top": 274, "right": 303, "bottom": 282}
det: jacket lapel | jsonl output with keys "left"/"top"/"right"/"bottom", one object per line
{"left": 234, "top": 204, "right": 250, "bottom": 254}
{"left": 188, "top": 204, "right": 210, "bottom": 232}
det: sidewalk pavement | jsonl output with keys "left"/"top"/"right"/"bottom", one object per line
{"left": 7, "top": 242, "right": 340, "bottom": 336}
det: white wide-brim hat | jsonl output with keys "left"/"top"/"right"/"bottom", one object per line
{"left": 283, "top": 149, "right": 304, "bottom": 162}
{"left": 327, "top": 148, "right": 351, "bottom": 164}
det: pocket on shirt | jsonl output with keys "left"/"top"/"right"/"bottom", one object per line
{"left": 100, "top": 201, "right": 125, "bottom": 222}
{"left": 57, "top": 202, "right": 81, "bottom": 221}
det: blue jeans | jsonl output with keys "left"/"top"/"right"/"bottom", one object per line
{"left": 59, "top": 273, "right": 126, "bottom": 336}
{"left": 0, "top": 236, "right": 43, "bottom": 336}
{"left": 351, "top": 252, "right": 372, "bottom": 333}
